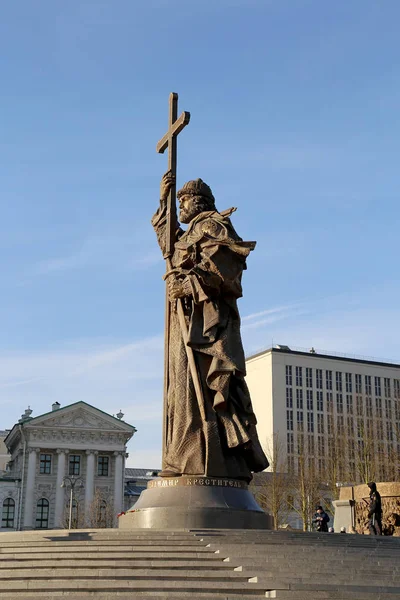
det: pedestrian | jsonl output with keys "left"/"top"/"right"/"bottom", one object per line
{"left": 328, "top": 526, "right": 334, "bottom": 533}
{"left": 312, "top": 506, "right": 330, "bottom": 532}
{"left": 367, "top": 482, "right": 382, "bottom": 535}
{"left": 340, "top": 526, "right": 346, "bottom": 533}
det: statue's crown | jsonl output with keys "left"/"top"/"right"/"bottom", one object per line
{"left": 177, "top": 179, "right": 215, "bottom": 203}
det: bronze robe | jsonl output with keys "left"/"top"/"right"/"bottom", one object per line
{"left": 152, "top": 205, "right": 268, "bottom": 481}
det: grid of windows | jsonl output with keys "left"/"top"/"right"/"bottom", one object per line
{"left": 394, "top": 379, "right": 400, "bottom": 399}
{"left": 296, "top": 389, "right": 303, "bottom": 410}
{"left": 69, "top": 455, "right": 81, "bottom": 476}
{"left": 395, "top": 401, "right": 400, "bottom": 422}
{"left": 297, "top": 434, "right": 304, "bottom": 454}
{"left": 336, "top": 393, "right": 343, "bottom": 413}
{"left": 297, "top": 411, "right": 304, "bottom": 431}
{"left": 317, "top": 413, "right": 324, "bottom": 434}
{"left": 316, "top": 391, "right": 323, "bottom": 411}
{"left": 385, "top": 398, "right": 392, "bottom": 419}
{"left": 326, "top": 392, "right": 333, "bottom": 413}
{"left": 286, "top": 387, "right": 293, "bottom": 408}
{"left": 337, "top": 415, "right": 344, "bottom": 435}
{"left": 286, "top": 365, "right": 292, "bottom": 386}
{"left": 317, "top": 435, "right": 325, "bottom": 455}
{"left": 287, "top": 410, "right": 293, "bottom": 431}
{"left": 356, "top": 395, "right": 363, "bottom": 416}
{"left": 376, "top": 420, "right": 384, "bottom": 439}
{"left": 98, "top": 456, "right": 109, "bottom": 476}
{"left": 307, "top": 412, "right": 314, "bottom": 433}
{"left": 375, "top": 397, "right": 382, "bottom": 418}
{"left": 306, "top": 390, "right": 313, "bottom": 411}
{"left": 296, "top": 366, "right": 303, "bottom": 387}
{"left": 346, "top": 394, "right": 353, "bottom": 414}
{"left": 365, "top": 375, "right": 372, "bottom": 395}
{"left": 326, "top": 371, "right": 332, "bottom": 390}
{"left": 40, "top": 454, "right": 52, "bottom": 475}
{"left": 306, "top": 368, "right": 313, "bottom": 388}
{"left": 357, "top": 418, "right": 364, "bottom": 438}
{"left": 287, "top": 432, "right": 294, "bottom": 454}
{"left": 384, "top": 378, "right": 391, "bottom": 398}
{"left": 316, "top": 369, "right": 323, "bottom": 389}
{"left": 308, "top": 434, "right": 314, "bottom": 454}
{"left": 345, "top": 373, "right": 353, "bottom": 393}
{"left": 336, "top": 371, "right": 343, "bottom": 392}
{"left": 327, "top": 414, "right": 333, "bottom": 434}
{"left": 375, "top": 377, "right": 382, "bottom": 397}
{"left": 366, "top": 397, "right": 373, "bottom": 417}
{"left": 355, "top": 374, "right": 362, "bottom": 394}
{"left": 347, "top": 415, "right": 354, "bottom": 435}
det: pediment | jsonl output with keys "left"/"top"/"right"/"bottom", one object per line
{"left": 26, "top": 402, "right": 134, "bottom": 433}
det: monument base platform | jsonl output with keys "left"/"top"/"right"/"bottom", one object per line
{"left": 119, "top": 476, "right": 272, "bottom": 530}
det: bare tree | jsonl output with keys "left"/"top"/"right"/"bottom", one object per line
{"left": 289, "top": 433, "right": 322, "bottom": 531}
{"left": 251, "top": 433, "right": 291, "bottom": 530}
{"left": 86, "top": 488, "right": 114, "bottom": 528}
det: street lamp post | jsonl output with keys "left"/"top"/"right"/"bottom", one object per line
{"left": 61, "top": 476, "right": 84, "bottom": 529}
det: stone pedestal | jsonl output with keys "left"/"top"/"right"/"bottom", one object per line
{"left": 333, "top": 499, "right": 355, "bottom": 533}
{"left": 119, "top": 476, "right": 272, "bottom": 530}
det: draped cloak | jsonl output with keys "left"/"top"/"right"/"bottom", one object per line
{"left": 152, "top": 204, "right": 269, "bottom": 481}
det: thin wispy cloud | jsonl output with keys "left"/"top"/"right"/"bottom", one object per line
{"left": 242, "top": 303, "right": 302, "bottom": 322}
{"left": 243, "top": 309, "right": 311, "bottom": 331}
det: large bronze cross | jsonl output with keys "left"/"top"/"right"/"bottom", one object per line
{"left": 156, "top": 94, "right": 206, "bottom": 467}
{"left": 156, "top": 92, "right": 190, "bottom": 257}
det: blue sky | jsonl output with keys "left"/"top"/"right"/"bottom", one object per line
{"left": 1, "top": 0, "right": 399, "bottom": 467}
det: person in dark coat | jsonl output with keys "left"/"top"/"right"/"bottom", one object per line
{"left": 312, "top": 506, "right": 330, "bottom": 532}
{"left": 367, "top": 482, "right": 382, "bottom": 535}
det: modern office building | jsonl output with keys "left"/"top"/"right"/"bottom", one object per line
{"left": 246, "top": 345, "right": 400, "bottom": 482}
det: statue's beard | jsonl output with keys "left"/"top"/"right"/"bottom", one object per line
{"left": 179, "top": 206, "right": 199, "bottom": 224}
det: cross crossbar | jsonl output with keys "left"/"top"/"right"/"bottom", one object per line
{"left": 156, "top": 111, "right": 191, "bottom": 154}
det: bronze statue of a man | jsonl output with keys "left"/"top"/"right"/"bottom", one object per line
{"left": 152, "top": 171, "right": 268, "bottom": 482}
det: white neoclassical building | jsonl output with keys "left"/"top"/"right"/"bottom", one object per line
{"left": 1, "top": 401, "right": 135, "bottom": 531}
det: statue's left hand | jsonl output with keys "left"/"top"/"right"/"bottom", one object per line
{"left": 160, "top": 171, "right": 175, "bottom": 205}
{"left": 168, "top": 278, "right": 189, "bottom": 301}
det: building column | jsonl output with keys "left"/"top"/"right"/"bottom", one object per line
{"left": 54, "top": 449, "right": 67, "bottom": 528}
{"left": 84, "top": 450, "right": 96, "bottom": 524}
{"left": 23, "top": 448, "right": 38, "bottom": 529}
{"left": 113, "top": 451, "right": 124, "bottom": 519}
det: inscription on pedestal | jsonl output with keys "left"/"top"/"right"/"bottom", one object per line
{"left": 148, "top": 477, "right": 248, "bottom": 490}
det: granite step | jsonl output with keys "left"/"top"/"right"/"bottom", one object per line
{"left": 0, "top": 551, "right": 221, "bottom": 561}
{"left": 0, "top": 541, "right": 206, "bottom": 552}
{"left": 0, "top": 578, "right": 270, "bottom": 594}
{"left": 0, "top": 558, "right": 235, "bottom": 569}
{"left": 0, "top": 594, "right": 268, "bottom": 599}
{"left": 0, "top": 538, "right": 202, "bottom": 547}
{"left": 0, "top": 567, "right": 253, "bottom": 581}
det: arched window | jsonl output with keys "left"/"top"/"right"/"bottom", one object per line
{"left": 36, "top": 498, "right": 49, "bottom": 529}
{"left": 2, "top": 498, "right": 15, "bottom": 528}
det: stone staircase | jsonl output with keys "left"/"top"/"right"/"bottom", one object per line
{"left": 0, "top": 528, "right": 399, "bottom": 599}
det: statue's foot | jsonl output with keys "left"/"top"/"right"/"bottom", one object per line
{"left": 158, "top": 470, "right": 182, "bottom": 477}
